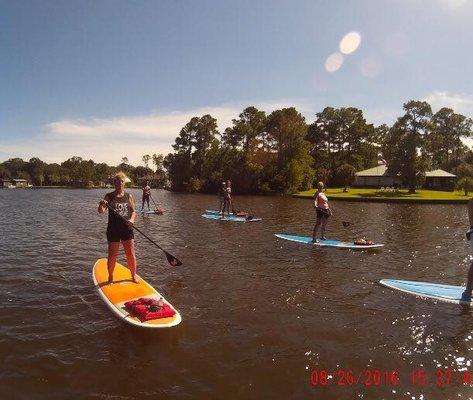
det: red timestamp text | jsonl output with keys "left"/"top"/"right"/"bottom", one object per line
{"left": 310, "top": 369, "right": 401, "bottom": 387}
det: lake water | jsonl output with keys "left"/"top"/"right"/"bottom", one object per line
{"left": 0, "top": 189, "right": 472, "bottom": 399}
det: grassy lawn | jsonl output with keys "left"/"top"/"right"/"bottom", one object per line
{"left": 294, "top": 188, "right": 472, "bottom": 203}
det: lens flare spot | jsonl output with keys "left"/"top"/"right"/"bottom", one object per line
{"left": 384, "top": 32, "right": 409, "bottom": 58}
{"left": 438, "top": 0, "right": 467, "bottom": 9}
{"left": 339, "top": 31, "right": 362, "bottom": 55}
{"left": 325, "top": 52, "right": 344, "bottom": 72}
{"left": 360, "top": 57, "right": 381, "bottom": 78}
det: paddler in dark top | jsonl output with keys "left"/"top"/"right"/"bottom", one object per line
{"left": 222, "top": 180, "right": 232, "bottom": 217}
{"left": 218, "top": 181, "right": 226, "bottom": 215}
{"left": 462, "top": 199, "right": 473, "bottom": 300}
{"left": 142, "top": 181, "right": 151, "bottom": 210}
{"left": 98, "top": 172, "right": 137, "bottom": 285}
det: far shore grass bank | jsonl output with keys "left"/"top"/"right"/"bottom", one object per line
{"left": 294, "top": 188, "right": 472, "bottom": 204}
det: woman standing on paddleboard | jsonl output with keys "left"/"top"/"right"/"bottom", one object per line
{"left": 141, "top": 180, "right": 151, "bottom": 210}
{"left": 98, "top": 172, "right": 138, "bottom": 284}
{"left": 222, "top": 180, "right": 232, "bottom": 217}
{"left": 312, "top": 181, "right": 331, "bottom": 242}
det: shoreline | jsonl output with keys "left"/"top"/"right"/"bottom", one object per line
{"left": 294, "top": 188, "right": 472, "bottom": 204}
{"left": 3, "top": 186, "right": 471, "bottom": 204}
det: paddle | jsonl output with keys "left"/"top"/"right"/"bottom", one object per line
{"left": 104, "top": 202, "right": 182, "bottom": 266}
{"left": 326, "top": 208, "right": 350, "bottom": 227}
{"left": 150, "top": 193, "right": 159, "bottom": 209}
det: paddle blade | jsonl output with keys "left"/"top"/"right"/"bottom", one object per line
{"left": 342, "top": 221, "right": 350, "bottom": 227}
{"left": 165, "top": 251, "right": 182, "bottom": 266}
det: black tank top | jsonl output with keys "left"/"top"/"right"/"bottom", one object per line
{"left": 107, "top": 192, "right": 132, "bottom": 230}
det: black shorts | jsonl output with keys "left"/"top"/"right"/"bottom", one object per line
{"left": 107, "top": 225, "right": 134, "bottom": 242}
{"left": 316, "top": 208, "right": 331, "bottom": 218}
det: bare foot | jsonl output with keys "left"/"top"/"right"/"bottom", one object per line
{"left": 107, "top": 277, "right": 114, "bottom": 285}
{"left": 131, "top": 276, "right": 138, "bottom": 284}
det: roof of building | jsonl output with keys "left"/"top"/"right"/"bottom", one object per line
{"left": 425, "top": 169, "right": 456, "bottom": 178}
{"left": 356, "top": 165, "right": 456, "bottom": 178}
{"left": 12, "top": 178, "right": 28, "bottom": 182}
{"left": 355, "top": 165, "right": 389, "bottom": 177}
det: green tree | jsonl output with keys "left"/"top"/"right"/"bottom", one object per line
{"left": 266, "top": 107, "right": 314, "bottom": 193}
{"left": 0, "top": 164, "right": 11, "bottom": 179}
{"left": 169, "top": 114, "right": 219, "bottom": 190}
{"left": 307, "top": 107, "right": 378, "bottom": 185}
{"left": 164, "top": 152, "right": 192, "bottom": 191}
{"left": 337, "top": 164, "right": 357, "bottom": 192}
{"left": 17, "top": 170, "right": 32, "bottom": 181}
{"left": 383, "top": 100, "right": 432, "bottom": 193}
{"left": 152, "top": 153, "right": 166, "bottom": 188}
{"left": 220, "top": 107, "right": 267, "bottom": 193}
{"left": 152, "top": 154, "right": 164, "bottom": 171}
{"left": 2, "top": 158, "right": 27, "bottom": 178}
{"left": 142, "top": 154, "right": 151, "bottom": 168}
{"left": 457, "top": 163, "right": 473, "bottom": 195}
{"left": 61, "top": 156, "right": 83, "bottom": 186}
{"left": 27, "top": 157, "right": 46, "bottom": 186}
{"left": 133, "top": 166, "right": 154, "bottom": 183}
{"left": 92, "top": 163, "right": 112, "bottom": 186}
{"left": 44, "top": 163, "right": 63, "bottom": 185}
{"left": 425, "top": 108, "right": 472, "bottom": 171}
{"left": 60, "top": 157, "right": 96, "bottom": 187}
{"left": 78, "top": 160, "right": 95, "bottom": 187}
{"left": 222, "top": 106, "right": 267, "bottom": 161}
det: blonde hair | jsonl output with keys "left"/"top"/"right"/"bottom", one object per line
{"left": 317, "top": 181, "right": 325, "bottom": 191}
{"left": 114, "top": 171, "right": 127, "bottom": 183}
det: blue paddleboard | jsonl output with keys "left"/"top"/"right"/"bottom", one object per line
{"left": 205, "top": 209, "right": 257, "bottom": 217}
{"left": 274, "top": 233, "right": 384, "bottom": 249}
{"left": 202, "top": 214, "right": 262, "bottom": 222}
{"left": 136, "top": 208, "right": 163, "bottom": 215}
{"left": 380, "top": 279, "right": 471, "bottom": 305}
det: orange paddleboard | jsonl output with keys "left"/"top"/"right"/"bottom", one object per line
{"left": 92, "top": 258, "right": 181, "bottom": 328}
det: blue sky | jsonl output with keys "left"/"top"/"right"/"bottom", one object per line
{"left": 1, "top": 0, "right": 472, "bottom": 165}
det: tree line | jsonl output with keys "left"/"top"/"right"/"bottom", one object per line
{"left": 164, "top": 100, "right": 473, "bottom": 194}
{"left": 1, "top": 100, "right": 472, "bottom": 193}
{"left": 0, "top": 154, "right": 166, "bottom": 188}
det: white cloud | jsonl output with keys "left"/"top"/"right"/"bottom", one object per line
{"left": 423, "top": 91, "right": 473, "bottom": 148}
{"left": 365, "top": 92, "right": 473, "bottom": 128}
{"left": 423, "top": 91, "right": 473, "bottom": 117}
{"left": 437, "top": 0, "right": 467, "bottom": 10}
{"left": 0, "top": 100, "right": 311, "bottom": 165}
{"left": 364, "top": 107, "right": 399, "bottom": 126}
{"left": 8, "top": 94, "right": 468, "bottom": 166}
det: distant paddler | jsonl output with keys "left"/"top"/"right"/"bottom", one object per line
{"left": 221, "top": 180, "right": 233, "bottom": 217}
{"left": 98, "top": 172, "right": 138, "bottom": 285}
{"left": 218, "top": 181, "right": 226, "bottom": 215}
{"left": 311, "top": 181, "right": 332, "bottom": 243}
{"left": 141, "top": 180, "right": 152, "bottom": 211}
{"left": 462, "top": 198, "right": 473, "bottom": 300}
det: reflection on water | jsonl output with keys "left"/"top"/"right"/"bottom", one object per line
{"left": 0, "top": 189, "right": 472, "bottom": 399}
